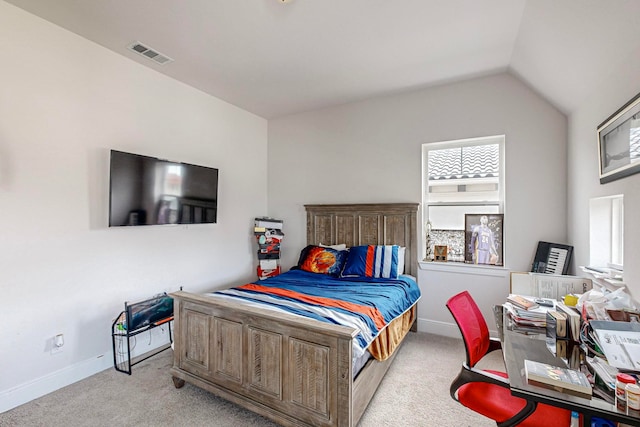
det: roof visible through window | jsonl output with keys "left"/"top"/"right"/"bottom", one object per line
{"left": 428, "top": 144, "right": 499, "bottom": 181}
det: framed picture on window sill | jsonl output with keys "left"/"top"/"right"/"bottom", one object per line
{"left": 598, "top": 91, "right": 640, "bottom": 184}
{"left": 464, "top": 214, "right": 503, "bottom": 266}
{"left": 433, "top": 245, "right": 448, "bottom": 262}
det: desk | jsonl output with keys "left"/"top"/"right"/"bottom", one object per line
{"left": 501, "top": 323, "right": 640, "bottom": 426}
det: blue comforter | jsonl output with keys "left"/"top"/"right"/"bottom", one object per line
{"left": 210, "top": 269, "right": 421, "bottom": 359}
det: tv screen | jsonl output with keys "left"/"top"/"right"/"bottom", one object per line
{"left": 109, "top": 150, "right": 218, "bottom": 226}
{"left": 125, "top": 294, "right": 173, "bottom": 331}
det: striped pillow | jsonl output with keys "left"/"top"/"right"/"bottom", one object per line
{"left": 342, "top": 245, "right": 400, "bottom": 279}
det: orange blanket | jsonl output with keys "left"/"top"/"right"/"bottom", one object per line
{"left": 368, "top": 305, "right": 417, "bottom": 361}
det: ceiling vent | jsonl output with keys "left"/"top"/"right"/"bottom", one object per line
{"left": 127, "top": 42, "right": 174, "bottom": 65}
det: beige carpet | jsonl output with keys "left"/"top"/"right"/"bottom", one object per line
{"left": 0, "top": 333, "right": 503, "bottom": 427}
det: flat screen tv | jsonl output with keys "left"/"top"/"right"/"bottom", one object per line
{"left": 109, "top": 150, "right": 218, "bottom": 227}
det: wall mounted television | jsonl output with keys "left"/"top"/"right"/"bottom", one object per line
{"left": 109, "top": 150, "right": 218, "bottom": 227}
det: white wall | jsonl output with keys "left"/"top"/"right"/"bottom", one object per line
{"left": 268, "top": 72, "right": 567, "bottom": 336}
{"left": 567, "top": 45, "right": 640, "bottom": 299}
{"left": 0, "top": 2, "right": 267, "bottom": 412}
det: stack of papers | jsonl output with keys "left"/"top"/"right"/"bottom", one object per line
{"left": 586, "top": 356, "right": 617, "bottom": 392}
{"left": 580, "top": 266, "right": 625, "bottom": 287}
{"left": 505, "top": 295, "right": 556, "bottom": 334}
{"left": 590, "top": 320, "right": 640, "bottom": 371}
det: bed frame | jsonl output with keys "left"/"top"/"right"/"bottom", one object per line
{"left": 170, "top": 203, "right": 419, "bottom": 426}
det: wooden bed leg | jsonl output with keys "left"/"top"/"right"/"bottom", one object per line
{"left": 172, "top": 376, "right": 185, "bottom": 389}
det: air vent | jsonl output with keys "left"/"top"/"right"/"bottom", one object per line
{"left": 127, "top": 42, "right": 174, "bottom": 65}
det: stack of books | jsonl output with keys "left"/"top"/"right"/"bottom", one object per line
{"left": 555, "top": 303, "right": 582, "bottom": 342}
{"left": 524, "top": 359, "right": 592, "bottom": 399}
{"left": 504, "top": 294, "right": 554, "bottom": 334}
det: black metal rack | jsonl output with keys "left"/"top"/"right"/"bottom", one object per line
{"left": 111, "top": 294, "right": 174, "bottom": 375}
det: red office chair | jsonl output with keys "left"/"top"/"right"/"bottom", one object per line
{"left": 446, "top": 291, "right": 572, "bottom": 427}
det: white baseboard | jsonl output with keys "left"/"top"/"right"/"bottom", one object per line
{"left": 418, "top": 318, "right": 461, "bottom": 338}
{"left": 1, "top": 326, "right": 172, "bottom": 413}
{"left": 417, "top": 318, "right": 498, "bottom": 340}
{"left": 0, "top": 353, "right": 112, "bottom": 413}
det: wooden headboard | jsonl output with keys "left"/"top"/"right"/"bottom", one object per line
{"left": 304, "top": 203, "right": 419, "bottom": 276}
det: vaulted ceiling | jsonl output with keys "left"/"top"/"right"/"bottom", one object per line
{"left": 5, "top": 0, "right": 640, "bottom": 119}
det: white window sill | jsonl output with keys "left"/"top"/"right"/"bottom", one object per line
{"left": 418, "top": 260, "right": 509, "bottom": 278}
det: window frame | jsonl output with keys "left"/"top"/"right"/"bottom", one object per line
{"left": 589, "top": 194, "right": 624, "bottom": 270}
{"left": 421, "top": 135, "right": 506, "bottom": 263}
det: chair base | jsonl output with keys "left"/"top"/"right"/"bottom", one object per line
{"left": 457, "top": 371, "right": 571, "bottom": 427}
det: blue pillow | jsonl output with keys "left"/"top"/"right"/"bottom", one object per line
{"left": 341, "top": 245, "right": 400, "bottom": 279}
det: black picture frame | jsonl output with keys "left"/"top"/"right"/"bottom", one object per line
{"left": 464, "top": 214, "right": 503, "bottom": 265}
{"left": 531, "top": 241, "right": 573, "bottom": 275}
{"left": 598, "top": 91, "right": 640, "bottom": 184}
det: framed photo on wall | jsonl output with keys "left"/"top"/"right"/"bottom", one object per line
{"left": 464, "top": 214, "right": 503, "bottom": 266}
{"left": 598, "top": 91, "right": 640, "bottom": 184}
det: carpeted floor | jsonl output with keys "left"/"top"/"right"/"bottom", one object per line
{"left": 0, "top": 332, "right": 504, "bottom": 426}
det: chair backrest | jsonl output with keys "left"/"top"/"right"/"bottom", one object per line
{"left": 446, "top": 291, "right": 491, "bottom": 367}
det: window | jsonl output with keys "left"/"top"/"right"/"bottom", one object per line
{"left": 422, "top": 135, "right": 505, "bottom": 263}
{"left": 589, "top": 195, "right": 624, "bottom": 270}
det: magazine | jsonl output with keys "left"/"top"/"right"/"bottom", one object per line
{"left": 524, "top": 359, "right": 592, "bottom": 399}
{"left": 590, "top": 320, "right": 640, "bottom": 371}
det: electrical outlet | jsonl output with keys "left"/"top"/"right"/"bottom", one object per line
{"left": 50, "top": 334, "right": 64, "bottom": 355}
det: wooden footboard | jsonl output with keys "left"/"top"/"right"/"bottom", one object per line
{"left": 170, "top": 290, "right": 360, "bottom": 427}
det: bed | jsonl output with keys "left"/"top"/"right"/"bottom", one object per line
{"left": 169, "top": 203, "right": 420, "bottom": 426}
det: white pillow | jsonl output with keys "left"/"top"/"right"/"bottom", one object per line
{"left": 319, "top": 242, "right": 347, "bottom": 251}
{"left": 398, "top": 246, "right": 406, "bottom": 275}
